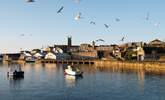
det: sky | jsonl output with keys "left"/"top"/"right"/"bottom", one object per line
{"left": 0, "top": 0, "right": 165, "bottom": 53}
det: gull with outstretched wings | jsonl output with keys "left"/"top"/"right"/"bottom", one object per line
{"left": 90, "top": 21, "right": 96, "bottom": 25}
{"left": 26, "top": 0, "right": 35, "bottom": 3}
{"left": 104, "top": 24, "right": 109, "bottom": 28}
{"left": 57, "top": 6, "right": 64, "bottom": 13}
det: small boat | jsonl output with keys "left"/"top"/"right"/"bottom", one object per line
{"left": 64, "top": 65, "right": 83, "bottom": 76}
{"left": 25, "top": 57, "right": 35, "bottom": 63}
{"left": 7, "top": 65, "right": 24, "bottom": 78}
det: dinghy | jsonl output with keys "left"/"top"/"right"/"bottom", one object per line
{"left": 65, "top": 65, "right": 83, "bottom": 76}
{"left": 7, "top": 64, "right": 24, "bottom": 78}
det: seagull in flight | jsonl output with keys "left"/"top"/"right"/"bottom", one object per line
{"left": 20, "top": 34, "right": 25, "bottom": 37}
{"left": 115, "top": 18, "right": 120, "bottom": 22}
{"left": 154, "top": 22, "right": 160, "bottom": 27}
{"left": 121, "top": 37, "right": 125, "bottom": 42}
{"left": 104, "top": 24, "right": 109, "bottom": 28}
{"left": 90, "top": 21, "right": 96, "bottom": 25}
{"left": 96, "top": 39, "right": 105, "bottom": 42}
{"left": 26, "top": 0, "right": 35, "bottom": 3}
{"left": 57, "top": 6, "right": 64, "bottom": 13}
{"left": 145, "top": 12, "right": 150, "bottom": 21}
{"left": 74, "top": 12, "right": 82, "bottom": 21}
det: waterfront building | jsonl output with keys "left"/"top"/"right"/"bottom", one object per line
{"left": 123, "top": 46, "right": 145, "bottom": 61}
{"left": 3, "top": 53, "right": 21, "bottom": 62}
{"left": 148, "top": 39, "right": 165, "bottom": 47}
{"left": 79, "top": 44, "right": 94, "bottom": 52}
{"left": 31, "top": 49, "right": 41, "bottom": 55}
{"left": 144, "top": 39, "right": 165, "bottom": 61}
{"left": 110, "top": 45, "right": 121, "bottom": 59}
{"left": 137, "top": 47, "right": 145, "bottom": 61}
{"left": 45, "top": 52, "right": 56, "bottom": 60}
{"left": 33, "top": 52, "right": 43, "bottom": 60}
{"left": 72, "top": 51, "right": 97, "bottom": 60}
{"left": 56, "top": 53, "right": 71, "bottom": 60}
{"left": 95, "top": 45, "right": 120, "bottom": 59}
{"left": 22, "top": 51, "right": 34, "bottom": 62}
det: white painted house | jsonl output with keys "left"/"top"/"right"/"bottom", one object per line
{"left": 45, "top": 52, "right": 56, "bottom": 60}
{"left": 23, "top": 52, "right": 32, "bottom": 57}
{"left": 53, "top": 47, "right": 63, "bottom": 54}
{"left": 22, "top": 52, "right": 36, "bottom": 62}
{"left": 56, "top": 47, "right": 63, "bottom": 53}
{"left": 34, "top": 53, "right": 43, "bottom": 59}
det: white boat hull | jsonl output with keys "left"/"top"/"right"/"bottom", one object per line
{"left": 65, "top": 69, "right": 83, "bottom": 76}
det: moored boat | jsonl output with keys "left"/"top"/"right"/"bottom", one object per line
{"left": 64, "top": 65, "right": 83, "bottom": 76}
{"left": 7, "top": 64, "right": 24, "bottom": 78}
{"left": 25, "top": 57, "right": 35, "bottom": 63}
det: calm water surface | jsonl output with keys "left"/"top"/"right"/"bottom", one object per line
{"left": 0, "top": 63, "right": 165, "bottom": 100}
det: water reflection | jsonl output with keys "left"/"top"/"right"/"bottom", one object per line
{"left": 9, "top": 77, "right": 24, "bottom": 90}
{"left": 137, "top": 69, "right": 145, "bottom": 92}
{"left": 65, "top": 75, "right": 83, "bottom": 87}
{"left": 81, "top": 65, "right": 146, "bottom": 92}
{"left": 0, "top": 63, "right": 165, "bottom": 100}
{"left": 81, "top": 65, "right": 144, "bottom": 74}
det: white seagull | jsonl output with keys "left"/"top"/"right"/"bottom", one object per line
{"left": 154, "top": 22, "right": 160, "bottom": 27}
{"left": 74, "top": 12, "right": 82, "bottom": 21}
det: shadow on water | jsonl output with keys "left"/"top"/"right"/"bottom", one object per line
{"left": 8, "top": 77, "right": 24, "bottom": 90}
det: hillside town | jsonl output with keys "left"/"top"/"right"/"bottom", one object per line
{"left": 0, "top": 37, "right": 165, "bottom": 63}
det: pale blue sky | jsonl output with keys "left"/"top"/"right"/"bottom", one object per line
{"left": 0, "top": 0, "right": 165, "bottom": 53}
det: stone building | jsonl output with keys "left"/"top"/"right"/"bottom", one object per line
{"left": 3, "top": 53, "right": 22, "bottom": 62}
{"left": 144, "top": 39, "right": 165, "bottom": 61}
{"left": 148, "top": 39, "right": 165, "bottom": 47}
{"left": 124, "top": 46, "right": 145, "bottom": 61}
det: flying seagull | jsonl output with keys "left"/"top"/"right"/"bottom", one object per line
{"left": 145, "top": 12, "right": 150, "bottom": 21}
{"left": 115, "top": 18, "right": 120, "bottom": 22}
{"left": 121, "top": 37, "right": 125, "bottom": 42}
{"left": 104, "top": 24, "right": 109, "bottom": 28}
{"left": 20, "top": 34, "right": 25, "bottom": 37}
{"left": 74, "top": 12, "right": 82, "bottom": 21}
{"left": 96, "top": 39, "right": 105, "bottom": 42}
{"left": 90, "top": 21, "right": 96, "bottom": 25}
{"left": 26, "top": 0, "right": 35, "bottom": 3}
{"left": 57, "top": 6, "right": 64, "bottom": 13}
{"left": 154, "top": 22, "right": 160, "bottom": 27}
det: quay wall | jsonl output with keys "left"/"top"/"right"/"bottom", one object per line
{"left": 94, "top": 60, "right": 165, "bottom": 74}
{"left": 2, "top": 58, "right": 165, "bottom": 74}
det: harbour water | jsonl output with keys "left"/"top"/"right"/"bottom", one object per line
{"left": 0, "top": 63, "right": 165, "bottom": 100}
